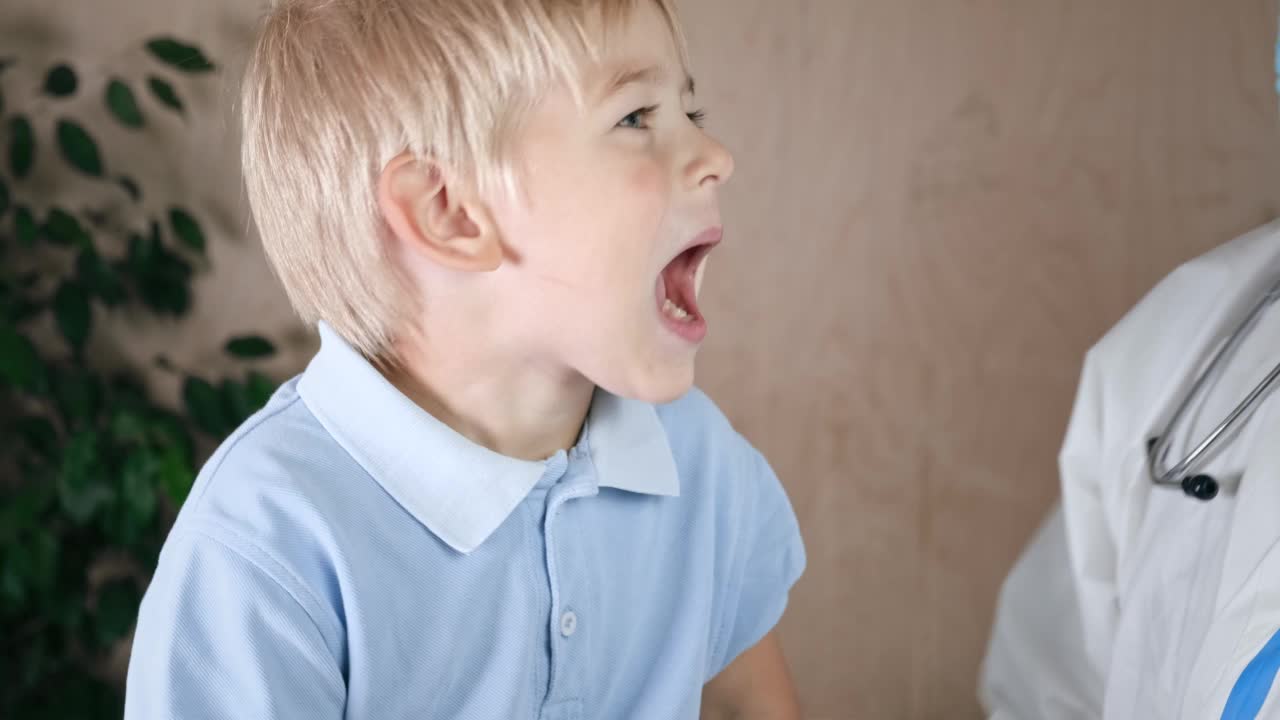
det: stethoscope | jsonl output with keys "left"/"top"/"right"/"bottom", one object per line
{"left": 1146, "top": 276, "right": 1280, "bottom": 501}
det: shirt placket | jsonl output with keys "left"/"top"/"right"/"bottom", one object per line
{"left": 539, "top": 447, "right": 595, "bottom": 720}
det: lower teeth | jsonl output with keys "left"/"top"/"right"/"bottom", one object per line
{"left": 662, "top": 298, "right": 692, "bottom": 321}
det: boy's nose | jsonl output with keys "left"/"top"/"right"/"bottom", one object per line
{"left": 686, "top": 133, "right": 735, "bottom": 191}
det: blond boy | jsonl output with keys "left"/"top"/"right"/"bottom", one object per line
{"left": 125, "top": 1, "right": 805, "bottom": 717}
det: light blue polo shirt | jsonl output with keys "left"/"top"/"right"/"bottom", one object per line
{"left": 125, "top": 322, "right": 805, "bottom": 719}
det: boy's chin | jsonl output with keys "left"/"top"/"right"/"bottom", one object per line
{"left": 596, "top": 362, "right": 696, "bottom": 406}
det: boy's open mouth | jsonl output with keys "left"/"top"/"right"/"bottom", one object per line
{"left": 657, "top": 243, "right": 711, "bottom": 320}
{"left": 655, "top": 228, "right": 722, "bottom": 342}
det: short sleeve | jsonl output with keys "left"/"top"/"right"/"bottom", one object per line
{"left": 712, "top": 445, "right": 807, "bottom": 676}
{"left": 124, "top": 525, "right": 346, "bottom": 720}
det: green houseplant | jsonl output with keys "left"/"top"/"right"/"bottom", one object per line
{"left": 1, "top": 37, "right": 281, "bottom": 717}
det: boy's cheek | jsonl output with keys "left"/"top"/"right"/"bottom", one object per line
{"left": 626, "top": 160, "right": 664, "bottom": 197}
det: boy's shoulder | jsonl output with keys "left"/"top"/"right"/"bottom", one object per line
{"left": 170, "top": 375, "right": 376, "bottom": 555}
{"left": 654, "top": 386, "right": 773, "bottom": 491}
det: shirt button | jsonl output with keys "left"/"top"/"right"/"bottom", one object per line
{"left": 560, "top": 610, "right": 578, "bottom": 637}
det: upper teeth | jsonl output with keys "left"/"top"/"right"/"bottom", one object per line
{"left": 663, "top": 298, "right": 692, "bottom": 321}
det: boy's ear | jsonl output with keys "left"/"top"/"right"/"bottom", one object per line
{"left": 377, "top": 153, "right": 502, "bottom": 272}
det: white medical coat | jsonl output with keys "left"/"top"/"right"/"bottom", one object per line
{"left": 982, "top": 221, "right": 1280, "bottom": 719}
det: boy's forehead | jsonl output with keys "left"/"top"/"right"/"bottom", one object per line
{"left": 591, "top": 62, "right": 695, "bottom": 102}
{"left": 576, "top": 0, "right": 690, "bottom": 99}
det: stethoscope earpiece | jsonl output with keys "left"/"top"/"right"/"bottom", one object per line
{"left": 1180, "top": 474, "right": 1219, "bottom": 501}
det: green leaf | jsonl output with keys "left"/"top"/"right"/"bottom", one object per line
{"left": 226, "top": 372, "right": 276, "bottom": 424}
{"left": 52, "top": 541, "right": 93, "bottom": 609}
{"left": 117, "top": 174, "right": 141, "bottom": 201}
{"left": 58, "top": 430, "right": 113, "bottom": 524}
{"left": 77, "top": 249, "right": 127, "bottom": 305}
{"left": 120, "top": 451, "right": 158, "bottom": 523}
{"left": 145, "top": 37, "right": 216, "bottom": 73}
{"left": 61, "top": 429, "right": 98, "bottom": 478}
{"left": 225, "top": 335, "right": 275, "bottom": 359}
{"left": 157, "top": 444, "right": 194, "bottom": 505}
{"left": 13, "top": 630, "right": 57, "bottom": 695}
{"left": 42, "top": 64, "right": 77, "bottom": 97}
{"left": 101, "top": 491, "right": 148, "bottom": 549}
{"left": 148, "top": 411, "right": 193, "bottom": 463}
{"left": 0, "top": 551, "right": 24, "bottom": 607}
{"left": 126, "top": 230, "right": 155, "bottom": 269}
{"left": 1, "top": 296, "right": 41, "bottom": 326}
{"left": 126, "top": 230, "right": 194, "bottom": 315}
{"left": 29, "top": 529, "right": 58, "bottom": 594}
{"left": 0, "top": 546, "right": 28, "bottom": 606}
{"left": 94, "top": 578, "right": 140, "bottom": 648}
{"left": 105, "top": 79, "right": 144, "bottom": 128}
{"left": 0, "top": 324, "right": 43, "bottom": 391}
{"left": 0, "top": 176, "right": 9, "bottom": 216}
{"left": 138, "top": 272, "right": 191, "bottom": 315}
{"left": 12, "top": 416, "right": 58, "bottom": 462}
{"left": 108, "top": 371, "right": 150, "bottom": 406}
{"left": 47, "top": 596, "right": 85, "bottom": 655}
{"left": 14, "top": 205, "right": 37, "bottom": 246}
{"left": 168, "top": 207, "right": 204, "bottom": 252}
{"left": 109, "top": 408, "right": 148, "bottom": 444}
{"left": 36, "top": 662, "right": 123, "bottom": 716}
{"left": 0, "top": 293, "right": 41, "bottom": 324}
{"left": 183, "top": 376, "right": 228, "bottom": 435}
{"left": 44, "top": 207, "right": 89, "bottom": 247}
{"left": 221, "top": 379, "right": 254, "bottom": 427}
{"left": 147, "top": 75, "right": 184, "bottom": 114}
{"left": 55, "top": 119, "right": 102, "bottom": 177}
{"left": 8, "top": 115, "right": 34, "bottom": 178}
{"left": 0, "top": 482, "right": 55, "bottom": 550}
{"left": 53, "top": 281, "right": 91, "bottom": 352}
{"left": 52, "top": 366, "right": 100, "bottom": 428}
{"left": 246, "top": 371, "right": 276, "bottom": 408}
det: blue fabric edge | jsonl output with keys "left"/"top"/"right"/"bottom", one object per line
{"left": 1222, "top": 627, "right": 1280, "bottom": 719}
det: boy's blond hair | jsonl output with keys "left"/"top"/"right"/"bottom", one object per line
{"left": 240, "top": 0, "right": 686, "bottom": 359}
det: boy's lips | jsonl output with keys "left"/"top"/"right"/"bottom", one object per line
{"left": 669, "top": 226, "right": 723, "bottom": 263}
{"left": 655, "top": 226, "right": 722, "bottom": 344}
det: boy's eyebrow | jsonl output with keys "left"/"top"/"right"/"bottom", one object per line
{"left": 596, "top": 64, "right": 696, "bottom": 102}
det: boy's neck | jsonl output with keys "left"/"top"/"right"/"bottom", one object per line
{"left": 379, "top": 336, "right": 595, "bottom": 462}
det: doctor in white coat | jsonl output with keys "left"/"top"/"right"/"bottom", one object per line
{"left": 979, "top": 50, "right": 1280, "bottom": 715}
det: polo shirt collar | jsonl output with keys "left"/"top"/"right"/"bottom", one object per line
{"left": 297, "top": 322, "right": 679, "bottom": 554}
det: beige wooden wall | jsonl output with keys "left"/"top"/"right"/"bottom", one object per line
{"left": 9, "top": 0, "right": 1280, "bottom": 717}
{"left": 683, "top": 1, "right": 1280, "bottom": 716}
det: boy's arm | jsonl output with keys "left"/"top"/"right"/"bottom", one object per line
{"left": 701, "top": 630, "right": 802, "bottom": 720}
{"left": 125, "top": 525, "right": 346, "bottom": 719}
{"left": 700, "top": 442, "right": 807, "bottom": 719}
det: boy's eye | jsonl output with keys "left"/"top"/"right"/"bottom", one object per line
{"left": 618, "top": 106, "right": 657, "bottom": 130}
{"left": 616, "top": 106, "right": 708, "bottom": 130}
